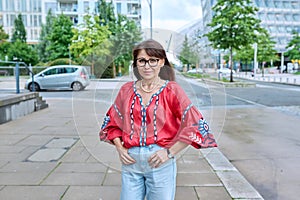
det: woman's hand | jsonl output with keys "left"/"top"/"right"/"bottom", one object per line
{"left": 148, "top": 149, "right": 169, "bottom": 168}
{"left": 116, "top": 145, "right": 136, "bottom": 165}
{"left": 113, "top": 137, "right": 135, "bottom": 165}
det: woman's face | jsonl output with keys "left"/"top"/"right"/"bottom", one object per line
{"left": 136, "top": 49, "right": 164, "bottom": 80}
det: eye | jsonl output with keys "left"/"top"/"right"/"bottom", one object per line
{"left": 137, "top": 59, "right": 146, "bottom": 64}
{"left": 149, "top": 58, "right": 158, "bottom": 64}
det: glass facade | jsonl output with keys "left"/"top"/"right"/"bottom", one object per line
{"left": 201, "top": 0, "right": 300, "bottom": 52}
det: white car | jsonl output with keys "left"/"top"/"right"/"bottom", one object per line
{"left": 217, "top": 68, "right": 235, "bottom": 76}
{"left": 187, "top": 68, "right": 203, "bottom": 74}
{"left": 25, "top": 65, "right": 90, "bottom": 91}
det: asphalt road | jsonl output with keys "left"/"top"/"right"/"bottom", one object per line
{"left": 180, "top": 76, "right": 300, "bottom": 200}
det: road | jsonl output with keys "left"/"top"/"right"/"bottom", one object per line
{"left": 181, "top": 76, "right": 300, "bottom": 200}
{"left": 36, "top": 75, "right": 300, "bottom": 200}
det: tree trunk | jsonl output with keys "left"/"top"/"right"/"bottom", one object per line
{"left": 230, "top": 47, "right": 233, "bottom": 82}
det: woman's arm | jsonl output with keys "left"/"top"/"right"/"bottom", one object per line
{"left": 113, "top": 137, "right": 136, "bottom": 165}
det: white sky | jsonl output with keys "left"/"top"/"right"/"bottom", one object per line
{"left": 141, "top": 0, "right": 203, "bottom": 32}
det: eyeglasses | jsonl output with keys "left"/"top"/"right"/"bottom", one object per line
{"left": 136, "top": 58, "right": 159, "bottom": 67}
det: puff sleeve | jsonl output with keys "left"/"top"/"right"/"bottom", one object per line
{"left": 167, "top": 82, "right": 217, "bottom": 149}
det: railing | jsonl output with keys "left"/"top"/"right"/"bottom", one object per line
{"left": 0, "top": 61, "right": 35, "bottom": 93}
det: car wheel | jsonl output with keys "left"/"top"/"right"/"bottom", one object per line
{"left": 29, "top": 82, "right": 40, "bottom": 92}
{"left": 72, "top": 82, "right": 83, "bottom": 91}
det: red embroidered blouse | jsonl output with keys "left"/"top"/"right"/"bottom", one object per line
{"left": 99, "top": 81, "right": 217, "bottom": 149}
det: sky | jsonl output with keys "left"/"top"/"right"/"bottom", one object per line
{"left": 140, "top": 0, "right": 203, "bottom": 32}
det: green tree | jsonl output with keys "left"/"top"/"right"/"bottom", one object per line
{"left": 111, "top": 14, "right": 142, "bottom": 76}
{"left": 37, "top": 9, "right": 55, "bottom": 62}
{"left": 11, "top": 13, "right": 26, "bottom": 43}
{"left": 285, "top": 30, "right": 300, "bottom": 62}
{"left": 70, "top": 14, "right": 112, "bottom": 76}
{"left": 205, "top": 0, "right": 261, "bottom": 82}
{"left": 7, "top": 40, "right": 38, "bottom": 65}
{"left": 179, "top": 35, "right": 199, "bottom": 71}
{"left": 0, "top": 25, "right": 10, "bottom": 61}
{"left": 46, "top": 14, "right": 73, "bottom": 61}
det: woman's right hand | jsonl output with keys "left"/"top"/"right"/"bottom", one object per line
{"left": 116, "top": 145, "right": 136, "bottom": 165}
{"left": 113, "top": 138, "right": 135, "bottom": 165}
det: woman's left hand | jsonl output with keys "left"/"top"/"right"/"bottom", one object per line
{"left": 148, "top": 149, "right": 169, "bottom": 168}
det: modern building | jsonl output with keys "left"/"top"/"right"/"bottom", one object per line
{"left": 200, "top": 0, "right": 300, "bottom": 67}
{"left": 0, "top": 0, "right": 141, "bottom": 44}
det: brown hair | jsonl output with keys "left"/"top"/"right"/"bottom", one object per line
{"left": 132, "top": 39, "right": 175, "bottom": 81}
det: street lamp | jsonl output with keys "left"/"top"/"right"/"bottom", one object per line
{"left": 146, "top": 0, "right": 152, "bottom": 39}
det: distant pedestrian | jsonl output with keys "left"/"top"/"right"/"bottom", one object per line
{"left": 99, "top": 39, "right": 217, "bottom": 200}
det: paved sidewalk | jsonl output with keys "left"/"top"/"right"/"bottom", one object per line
{"left": 0, "top": 77, "right": 264, "bottom": 200}
{"left": 235, "top": 72, "right": 300, "bottom": 86}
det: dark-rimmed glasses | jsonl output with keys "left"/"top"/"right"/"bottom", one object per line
{"left": 136, "top": 58, "right": 159, "bottom": 67}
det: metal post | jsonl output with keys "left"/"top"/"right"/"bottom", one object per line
{"left": 281, "top": 52, "right": 284, "bottom": 73}
{"left": 15, "top": 62, "right": 20, "bottom": 94}
{"left": 147, "top": 0, "right": 153, "bottom": 39}
{"left": 253, "top": 43, "right": 258, "bottom": 77}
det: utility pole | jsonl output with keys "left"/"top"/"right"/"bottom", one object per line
{"left": 146, "top": 0, "right": 153, "bottom": 39}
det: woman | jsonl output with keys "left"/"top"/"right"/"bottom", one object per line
{"left": 99, "top": 39, "right": 217, "bottom": 200}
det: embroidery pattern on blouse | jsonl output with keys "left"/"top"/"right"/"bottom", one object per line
{"left": 129, "top": 96, "right": 136, "bottom": 140}
{"left": 101, "top": 116, "right": 110, "bottom": 129}
{"left": 132, "top": 80, "right": 169, "bottom": 146}
{"left": 113, "top": 104, "right": 123, "bottom": 120}
{"left": 197, "top": 119, "right": 209, "bottom": 137}
{"left": 182, "top": 103, "right": 193, "bottom": 123}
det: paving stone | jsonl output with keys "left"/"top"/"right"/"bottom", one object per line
{"left": 217, "top": 171, "right": 264, "bottom": 199}
{"left": 0, "top": 162, "right": 57, "bottom": 173}
{"left": 16, "top": 135, "right": 53, "bottom": 147}
{"left": 177, "top": 172, "right": 222, "bottom": 187}
{"left": 177, "top": 158, "right": 212, "bottom": 173}
{"left": 102, "top": 172, "right": 121, "bottom": 186}
{"left": 175, "top": 187, "right": 199, "bottom": 200}
{"left": 62, "top": 186, "right": 121, "bottom": 200}
{"left": 61, "top": 146, "right": 91, "bottom": 162}
{"left": 0, "top": 134, "right": 28, "bottom": 145}
{"left": 41, "top": 172, "right": 105, "bottom": 186}
{"left": 0, "top": 186, "right": 67, "bottom": 200}
{"left": 0, "top": 145, "right": 27, "bottom": 153}
{"left": 45, "top": 137, "right": 78, "bottom": 148}
{"left": 54, "top": 162, "right": 107, "bottom": 173}
{"left": 27, "top": 148, "right": 67, "bottom": 162}
{"left": 195, "top": 186, "right": 232, "bottom": 200}
{"left": 0, "top": 171, "right": 49, "bottom": 185}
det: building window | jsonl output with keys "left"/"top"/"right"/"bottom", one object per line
{"left": 6, "top": 0, "right": 15, "bottom": 11}
{"left": 84, "top": 2, "right": 89, "bottom": 12}
{"left": 0, "top": 0, "right": 2, "bottom": 11}
{"left": 45, "top": 3, "right": 57, "bottom": 13}
{"left": 116, "top": 3, "right": 121, "bottom": 14}
{"left": 22, "top": 15, "right": 27, "bottom": 26}
{"left": 0, "top": 14, "right": 3, "bottom": 25}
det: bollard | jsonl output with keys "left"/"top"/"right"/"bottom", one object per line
{"left": 15, "top": 62, "right": 20, "bottom": 94}
{"left": 287, "top": 78, "right": 289, "bottom": 83}
{"left": 294, "top": 79, "right": 296, "bottom": 85}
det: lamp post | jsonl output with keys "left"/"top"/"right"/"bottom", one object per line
{"left": 146, "top": 0, "right": 153, "bottom": 39}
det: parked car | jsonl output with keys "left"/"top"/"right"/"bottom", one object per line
{"left": 25, "top": 65, "right": 90, "bottom": 91}
{"left": 217, "top": 68, "right": 235, "bottom": 76}
{"left": 187, "top": 68, "right": 203, "bottom": 74}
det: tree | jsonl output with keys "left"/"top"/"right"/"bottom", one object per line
{"left": 70, "top": 14, "right": 112, "bottom": 76}
{"left": 37, "top": 9, "right": 55, "bottom": 62}
{"left": 46, "top": 14, "right": 73, "bottom": 61}
{"left": 110, "top": 14, "right": 142, "bottom": 76}
{"left": 285, "top": 30, "right": 300, "bottom": 63}
{"left": 11, "top": 13, "right": 26, "bottom": 43}
{"left": 179, "top": 35, "right": 199, "bottom": 71}
{"left": 0, "top": 26, "right": 10, "bottom": 61}
{"left": 7, "top": 40, "right": 38, "bottom": 65}
{"left": 96, "top": 0, "right": 142, "bottom": 78}
{"left": 205, "top": 0, "right": 261, "bottom": 82}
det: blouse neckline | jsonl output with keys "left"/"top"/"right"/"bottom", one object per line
{"left": 133, "top": 80, "right": 169, "bottom": 107}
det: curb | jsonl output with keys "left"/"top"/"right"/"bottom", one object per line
{"left": 201, "top": 148, "right": 264, "bottom": 199}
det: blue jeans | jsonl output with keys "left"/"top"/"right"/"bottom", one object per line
{"left": 120, "top": 144, "right": 177, "bottom": 200}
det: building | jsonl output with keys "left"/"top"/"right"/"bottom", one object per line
{"left": 200, "top": 0, "right": 300, "bottom": 67}
{"left": 0, "top": 0, "right": 141, "bottom": 44}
